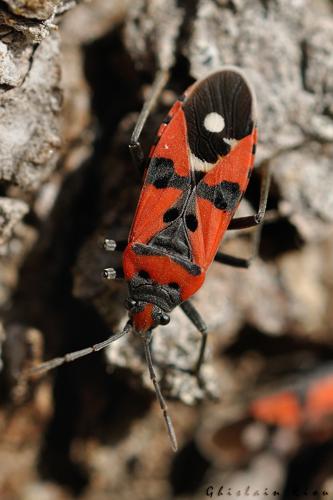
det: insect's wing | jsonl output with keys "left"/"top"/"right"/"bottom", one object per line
{"left": 305, "top": 375, "right": 333, "bottom": 425}
{"left": 182, "top": 69, "right": 257, "bottom": 268}
{"left": 129, "top": 68, "right": 256, "bottom": 269}
{"left": 250, "top": 391, "right": 302, "bottom": 427}
{"left": 128, "top": 100, "right": 191, "bottom": 244}
{"left": 190, "top": 131, "right": 257, "bottom": 267}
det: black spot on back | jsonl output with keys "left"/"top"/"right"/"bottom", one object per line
{"left": 183, "top": 70, "right": 255, "bottom": 163}
{"left": 185, "top": 213, "right": 198, "bottom": 232}
{"left": 146, "top": 157, "right": 174, "bottom": 188}
{"left": 163, "top": 207, "right": 180, "bottom": 223}
{"left": 197, "top": 180, "right": 241, "bottom": 212}
{"left": 252, "top": 143, "right": 257, "bottom": 155}
{"left": 145, "top": 157, "right": 190, "bottom": 190}
{"left": 154, "top": 177, "right": 168, "bottom": 188}
{"left": 214, "top": 193, "right": 228, "bottom": 210}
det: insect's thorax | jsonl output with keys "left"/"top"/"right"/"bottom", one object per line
{"left": 123, "top": 243, "right": 205, "bottom": 306}
{"left": 122, "top": 243, "right": 205, "bottom": 333}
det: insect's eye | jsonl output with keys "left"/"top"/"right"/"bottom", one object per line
{"left": 124, "top": 298, "right": 137, "bottom": 310}
{"left": 138, "top": 270, "right": 150, "bottom": 279}
{"left": 159, "top": 313, "right": 170, "bottom": 325}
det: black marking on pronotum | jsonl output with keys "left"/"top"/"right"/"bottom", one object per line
{"left": 128, "top": 273, "right": 182, "bottom": 312}
{"left": 183, "top": 70, "right": 254, "bottom": 164}
{"left": 145, "top": 157, "right": 190, "bottom": 190}
{"left": 132, "top": 243, "right": 202, "bottom": 276}
{"left": 128, "top": 279, "right": 182, "bottom": 312}
{"left": 197, "top": 180, "right": 241, "bottom": 212}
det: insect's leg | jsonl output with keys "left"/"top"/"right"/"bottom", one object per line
{"left": 214, "top": 230, "right": 265, "bottom": 268}
{"left": 228, "top": 163, "right": 271, "bottom": 230}
{"left": 129, "top": 69, "right": 169, "bottom": 174}
{"left": 215, "top": 221, "right": 264, "bottom": 269}
{"left": 214, "top": 252, "right": 250, "bottom": 268}
{"left": 26, "top": 322, "right": 131, "bottom": 377}
{"left": 180, "top": 300, "right": 208, "bottom": 377}
{"left": 221, "top": 163, "right": 271, "bottom": 265}
{"left": 143, "top": 336, "right": 178, "bottom": 452}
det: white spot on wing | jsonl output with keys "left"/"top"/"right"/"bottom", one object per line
{"left": 204, "top": 112, "right": 225, "bottom": 133}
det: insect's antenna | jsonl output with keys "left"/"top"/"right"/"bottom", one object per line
{"left": 143, "top": 336, "right": 178, "bottom": 452}
{"left": 27, "top": 321, "right": 132, "bottom": 377}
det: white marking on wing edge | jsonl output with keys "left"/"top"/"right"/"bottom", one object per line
{"left": 224, "top": 137, "right": 239, "bottom": 149}
{"left": 190, "top": 152, "right": 215, "bottom": 173}
{"left": 204, "top": 112, "right": 225, "bottom": 133}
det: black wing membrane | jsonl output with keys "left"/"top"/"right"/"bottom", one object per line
{"left": 183, "top": 69, "right": 255, "bottom": 164}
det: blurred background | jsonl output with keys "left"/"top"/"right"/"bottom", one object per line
{"left": 0, "top": 0, "right": 333, "bottom": 498}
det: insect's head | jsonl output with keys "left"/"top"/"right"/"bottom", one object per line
{"left": 124, "top": 265, "right": 182, "bottom": 334}
{"left": 124, "top": 298, "right": 170, "bottom": 334}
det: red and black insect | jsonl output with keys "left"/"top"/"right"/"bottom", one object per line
{"left": 250, "top": 362, "right": 333, "bottom": 438}
{"left": 31, "top": 67, "right": 270, "bottom": 451}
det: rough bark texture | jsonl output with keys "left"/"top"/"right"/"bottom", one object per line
{"left": 0, "top": 0, "right": 333, "bottom": 498}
